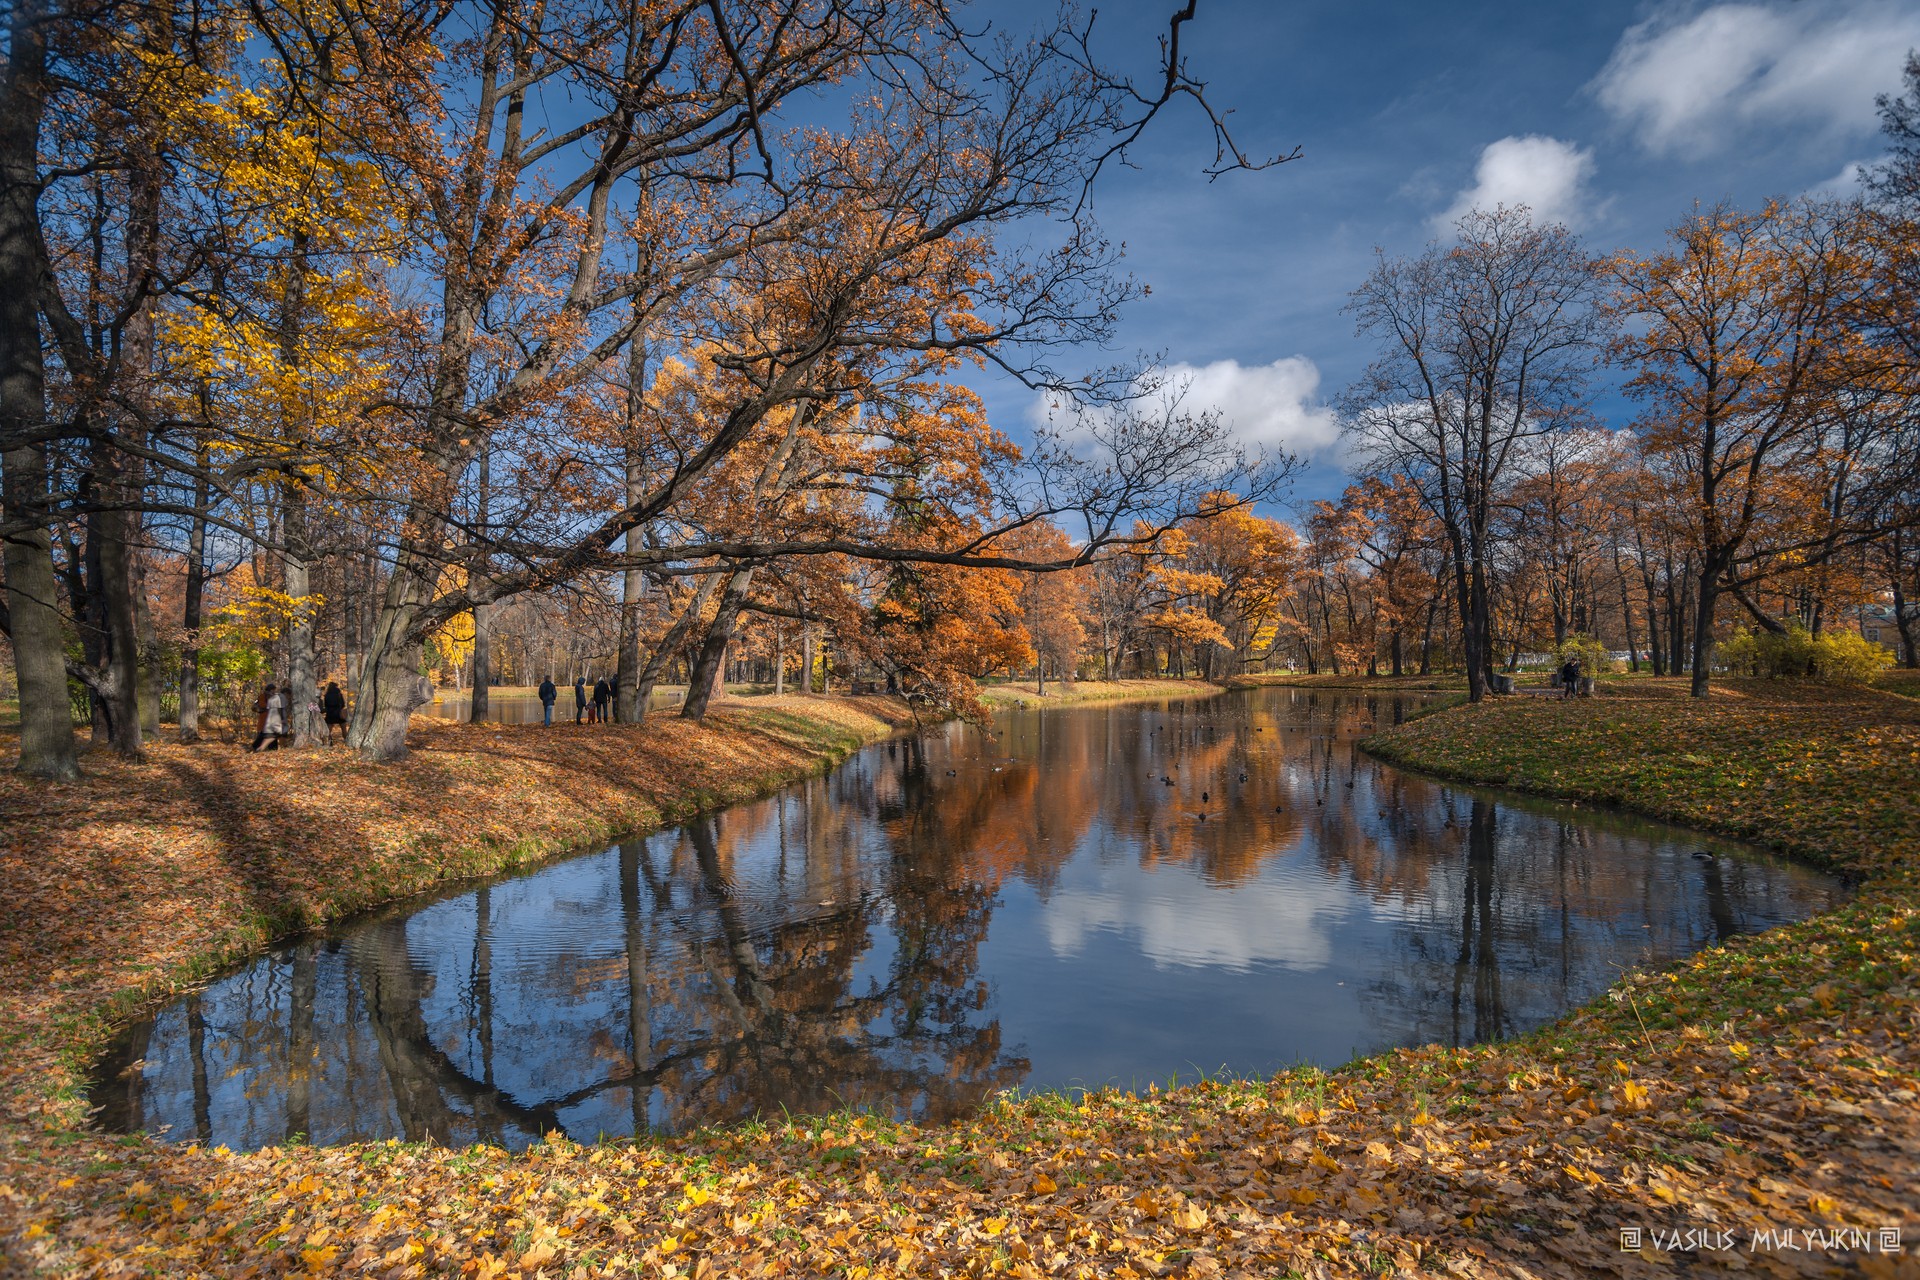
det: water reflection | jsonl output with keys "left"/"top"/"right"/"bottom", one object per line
{"left": 93, "top": 689, "right": 1843, "bottom": 1150}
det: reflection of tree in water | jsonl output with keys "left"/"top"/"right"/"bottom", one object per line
{"left": 627, "top": 813, "right": 1024, "bottom": 1133}
{"left": 96, "top": 686, "right": 1840, "bottom": 1151}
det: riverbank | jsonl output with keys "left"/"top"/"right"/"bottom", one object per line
{"left": 1232, "top": 671, "right": 1464, "bottom": 692}
{"left": 3, "top": 682, "right": 1916, "bottom": 1276}
{"left": 978, "top": 677, "right": 1222, "bottom": 709}
{"left": 0, "top": 697, "right": 913, "bottom": 1133}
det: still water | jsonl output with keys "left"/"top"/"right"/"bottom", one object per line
{"left": 92, "top": 688, "right": 1843, "bottom": 1150}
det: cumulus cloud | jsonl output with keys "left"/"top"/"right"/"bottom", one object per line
{"left": 1436, "top": 135, "right": 1597, "bottom": 231}
{"left": 1035, "top": 356, "right": 1340, "bottom": 463}
{"left": 1592, "top": 1, "right": 1920, "bottom": 157}
{"left": 1806, "top": 157, "right": 1879, "bottom": 199}
{"left": 1044, "top": 860, "right": 1357, "bottom": 972}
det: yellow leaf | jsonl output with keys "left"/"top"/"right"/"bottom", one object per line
{"left": 1032, "top": 1173, "right": 1057, "bottom": 1195}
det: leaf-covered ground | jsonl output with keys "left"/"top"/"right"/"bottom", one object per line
{"left": 2, "top": 681, "right": 1917, "bottom": 1277}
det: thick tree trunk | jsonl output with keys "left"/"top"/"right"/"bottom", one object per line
{"left": 86, "top": 495, "right": 144, "bottom": 757}
{"left": 636, "top": 576, "right": 720, "bottom": 716}
{"left": 1689, "top": 563, "right": 1723, "bottom": 699}
{"left": 681, "top": 567, "right": 754, "bottom": 721}
{"left": 134, "top": 550, "right": 160, "bottom": 737}
{"left": 284, "top": 494, "right": 322, "bottom": 747}
{"left": 346, "top": 548, "right": 440, "bottom": 759}
{"left": 0, "top": 0, "right": 77, "bottom": 779}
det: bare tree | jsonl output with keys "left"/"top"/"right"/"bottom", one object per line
{"left": 1344, "top": 207, "right": 1608, "bottom": 702}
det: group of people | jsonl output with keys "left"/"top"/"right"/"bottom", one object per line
{"left": 536, "top": 675, "right": 624, "bottom": 726}
{"left": 246, "top": 673, "right": 627, "bottom": 747}
{"left": 247, "top": 680, "right": 351, "bottom": 751}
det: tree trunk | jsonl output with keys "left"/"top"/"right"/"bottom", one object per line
{"left": 617, "top": 332, "right": 649, "bottom": 722}
{"left": 682, "top": 568, "right": 753, "bottom": 721}
{"left": 0, "top": 0, "right": 78, "bottom": 778}
{"left": 283, "top": 486, "right": 325, "bottom": 746}
{"left": 1689, "top": 563, "right": 1723, "bottom": 699}
{"left": 470, "top": 446, "right": 491, "bottom": 721}
{"left": 346, "top": 548, "right": 441, "bottom": 759}
{"left": 1892, "top": 531, "right": 1917, "bottom": 669}
{"left": 801, "top": 616, "right": 814, "bottom": 694}
{"left": 635, "top": 575, "right": 720, "bottom": 715}
{"left": 0, "top": 50, "right": 74, "bottom": 775}
{"left": 134, "top": 550, "right": 160, "bottom": 736}
{"left": 177, "top": 442, "right": 209, "bottom": 740}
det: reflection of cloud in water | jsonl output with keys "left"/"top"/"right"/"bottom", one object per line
{"left": 1044, "top": 859, "right": 1357, "bottom": 973}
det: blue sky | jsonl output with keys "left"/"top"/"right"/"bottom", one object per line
{"left": 971, "top": 0, "right": 1920, "bottom": 508}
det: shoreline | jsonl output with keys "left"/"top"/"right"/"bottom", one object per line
{"left": 4, "top": 680, "right": 1917, "bottom": 1275}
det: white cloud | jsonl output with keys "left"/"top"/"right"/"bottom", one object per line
{"left": 1031, "top": 356, "right": 1341, "bottom": 463}
{"left": 1160, "top": 356, "right": 1341, "bottom": 460}
{"left": 1592, "top": 2, "right": 1920, "bottom": 157}
{"left": 1806, "top": 157, "right": 1880, "bottom": 199}
{"left": 1045, "top": 860, "right": 1356, "bottom": 972}
{"left": 1436, "top": 135, "right": 1597, "bottom": 231}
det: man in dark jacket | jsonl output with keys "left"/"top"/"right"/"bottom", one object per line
{"left": 538, "top": 676, "right": 557, "bottom": 726}
{"left": 574, "top": 677, "right": 587, "bottom": 723}
{"left": 592, "top": 675, "right": 611, "bottom": 724}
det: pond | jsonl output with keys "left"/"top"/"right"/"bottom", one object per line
{"left": 90, "top": 687, "right": 1844, "bottom": 1150}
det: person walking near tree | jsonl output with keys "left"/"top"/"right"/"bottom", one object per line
{"left": 592, "top": 675, "right": 611, "bottom": 724}
{"left": 322, "top": 682, "right": 349, "bottom": 746}
{"left": 539, "top": 675, "right": 557, "bottom": 727}
{"left": 574, "top": 676, "right": 587, "bottom": 723}
{"left": 249, "top": 683, "right": 287, "bottom": 752}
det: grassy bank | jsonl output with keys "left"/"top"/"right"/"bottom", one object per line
{"left": 3, "top": 682, "right": 1917, "bottom": 1276}
{"left": 978, "top": 677, "right": 1222, "bottom": 709}
{"left": 1231, "top": 672, "right": 1465, "bottom": 692}
{"left": 1362, "top": 677, "right": 1920, "bottom": 879}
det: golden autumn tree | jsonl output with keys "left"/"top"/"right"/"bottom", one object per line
{"left": 1609, "top": 200, "right": 1873, "bottom": 696}
{"left": 999, "top": 521, "right": 1088, "bottom": 693}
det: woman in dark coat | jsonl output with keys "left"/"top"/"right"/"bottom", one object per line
{"left": 323, "top": 682, "right": 349, "bottom": 745}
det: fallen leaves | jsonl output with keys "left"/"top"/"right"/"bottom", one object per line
{"left": 0, "top": 683, "right": 1916, "bottom": 1277}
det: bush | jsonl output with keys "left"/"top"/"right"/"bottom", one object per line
{"left": 1718, "top": 625, "right": 1891, "bottom": 685}
{"left": 1553, "top": 634, "right": 1614, "bottom": 677}
{"left": 1811, "top": 629, "right": 1895, "bottom": 685}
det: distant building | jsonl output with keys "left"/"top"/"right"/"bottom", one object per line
{"left": 1857, "top": 599, "right": 1913, "bottom": 657}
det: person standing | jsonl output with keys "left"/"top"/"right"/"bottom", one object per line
{"left": 1560, "top": 656, "right": 1581, "bottom": 700}
{"left": 249, "top": 683, "right": 286, "bottom": 752}
{"left": 609, "top": 674, "right": 621, "bottom": 723}
{"left": 574, "top": 676, "right": 587, "bottom": 723}
{"left": 592, "top": 675, "right": 611, "bottom": 724}
{"left": 538, "top": 675, "right": 557, "bottom": 727}
{"left": 322, "top": 682, "right": 349, "bottom": 745}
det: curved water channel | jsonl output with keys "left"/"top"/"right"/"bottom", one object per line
{"left": 91, "top": 687, "right": 1844, "bottom": 1150}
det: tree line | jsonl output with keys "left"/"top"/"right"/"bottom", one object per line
{"left": 7, "top": 0, "right": 1919, "bottom": 781}
{"left": 0, "top": 0, "right": 1297, "bottom": 776}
